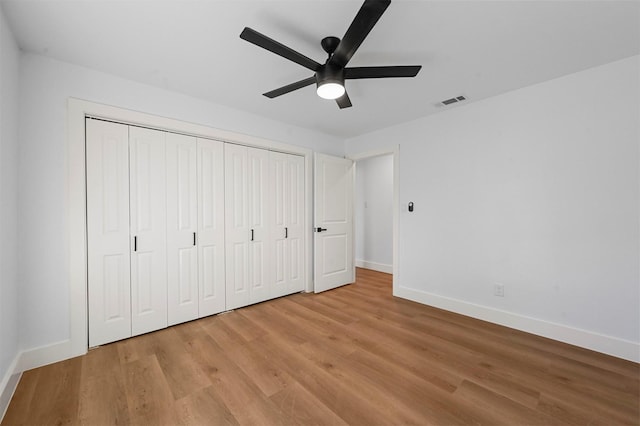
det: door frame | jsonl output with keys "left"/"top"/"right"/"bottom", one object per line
{"left": 65, "top": 98, "right": 313, "bottom": 360}
{"left": 348, "top": 146, "right": 400, "bottom": 293}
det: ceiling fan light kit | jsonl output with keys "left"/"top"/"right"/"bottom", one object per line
{"left": 239, "top": 0, "right": 421, "bottom": 109}
{"left": 317, "top": 82, "right": 345, "bottom": 100}
{"left": 316, "top": 62, "right": 345, "bottom": 100}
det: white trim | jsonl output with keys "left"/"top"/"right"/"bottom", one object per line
{"left": 349, "top": 148, "right": 396, "bottom": 162}
{"left": 395, "top": 285, "right": 640, "bottom": 363}
{"left": 304, "top": 149, "right": 313, "bottom": 293}
{"left": 67, "top": 98, "right": 314, "bottom": 363}
{"left": 16, "top": 340, "right": 74, "bottom": 373}
{"left": 0, "top": 355, "right": 21, "bottom": 422}
{"left": 355, "top": 259, "right": 393, "bottom": 274}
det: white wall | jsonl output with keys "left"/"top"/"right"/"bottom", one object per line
{"left": 355, "top": 154, "right": 393, "bottom": 272}
{"left": 17, "top": 53, "right": 344, "bottom": 352}
{"left": 346, "top": 56, "right": 640, "bottom": 361}
{"left": 0, "top": 4, "right": 20, "bottom": 413}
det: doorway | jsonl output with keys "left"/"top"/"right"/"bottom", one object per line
{"left": 351, "top": 146, "right": 398, "bottom": 289}
{"left": 355, "top": 154, "right": 394, "bottom": 274}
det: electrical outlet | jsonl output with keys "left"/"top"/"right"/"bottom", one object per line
{"left": 494, "top": 284, "right": 505, "bottom": 297}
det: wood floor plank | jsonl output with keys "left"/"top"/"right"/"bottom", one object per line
{"left": 298, "top": 340, "right": 473, "bottom": 425}
{"left": 217, "top": 308, "right": 267, "bottom": 343}
{"left": 173, "top": 386, "right": 239, "bottom": 426}
{"left": 224, "top": 340, "right": 295, "bottom": 397}
{"left": 454, "top": 380, "right": 566, "bottom": 425}
{"left": 536, "top": 392, "right": 627, "bottom": 426}
{"left": 1, "top": 368, "right": 41, "bottom": 425}
{"left": 183, "top": 333, "right": 288, "bottom": 424}
{"left": 115, "top": 336, "right": 140, "bottom": 364}
{"left": 78, "top": 357, "right": 129, "bottom": 426}
{"left": 30, "top": 356, "right": 82, "bottom": 426}
{"left": 146, "top": 329, "right": 212, "bottom": 401}
{"left": 121, "top": 354, "right": 178, "bottom": 425}
{"left": 243, "top": 333, "right": 403, "bottom": 425}
{"left": 3, "top": 268, "right": 638, "bottom": 425}
{"left": 269, "top": 382, "right": 349, "bottom": 426}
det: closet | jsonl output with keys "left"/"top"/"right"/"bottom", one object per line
{"left": 86, "top": 118, "right": 304, "bottom": 347}
{"left": 224, "top": 145, "right": 305, "bottom": 309}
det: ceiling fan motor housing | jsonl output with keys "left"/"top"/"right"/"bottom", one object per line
{"left": 316, "top": 63, "right": 345, "bottom": 87}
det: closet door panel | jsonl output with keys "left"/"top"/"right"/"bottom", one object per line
{"left": 247, "top": 147, "right": 271, "bottom": 304}
{"left": 166, "top": 133, "right": 198, "bottom": 326}
{"left": 225, "top": 144, "right": 249, "bottom": 310}
{"left": 198, "top": 138, "right": 226, "bottom": 316}
{"left": 86, "top": 119, "right": 131, "bottom": 346}
{"left": 286, "top": 154, "right": 305, "bottom": 293}
{"left": 130, "top": 127, "right": 168, "bottom": 336}
{"left": 270, "top": 152, "right": 288, "bottom": 298}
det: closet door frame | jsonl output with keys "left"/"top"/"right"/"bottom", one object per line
{"left": 68, "top": 99, "right": 312, "bottom": 364}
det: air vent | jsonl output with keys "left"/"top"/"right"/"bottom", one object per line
{"left": 441, "top": 95, "right": 467, "bottom": 106}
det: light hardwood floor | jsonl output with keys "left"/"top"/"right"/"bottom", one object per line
{"left": 3, "top": 268, "right": 639, "bottom": 425}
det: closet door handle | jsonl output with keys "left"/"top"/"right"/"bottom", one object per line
{"left": 285, "top": 227, "right": 288, "bottom": 239}
{"left": 134, "top": 236, "right": 137, "bottom": 252}
{"left": 251, "top": 229, "right": 254, "bottom": 241}
{"left": 193, "top": 232, "right": 196, "bottom": 246}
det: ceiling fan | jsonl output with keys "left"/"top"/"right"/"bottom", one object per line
{"left": 239, "top": 0, "right": 422, "bottom": 109}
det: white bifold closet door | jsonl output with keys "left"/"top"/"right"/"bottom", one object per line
{"left": 270, "top": 152, "right": 305, "bottom": 298}
{"left": 88, "top": 120, "right": 304, "bottom": 344}
{"left": 166, "top": 134, "right": 226, "bottom": 324}
{"left": 86, "top": 119, "right": 131, "bottom": 347}
{"left": 225, "top": 144, "right": 271, "bottom": 309}
{"left": 166, "top": 133, "right": 198, "bottom": 326}
{"left": 247, "top": 147, "right": 271, "bottom": 304}
{"left": 129, "top": 126, "right": 168, "bottom": 336}
{"left": 225, "top": 144, "right": 304, "bottom": 309}
{"left": 197, "top": 138, "right": 226, "bottom": 316}
{"left": 88, "top": 120, "right": 228, "bottom": 346}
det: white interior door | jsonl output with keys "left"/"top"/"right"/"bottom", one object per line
{"left": 286, "top": 154, "right": 305, "bottom": 293}
{"left": 314, "top": 153, "right": 354, "bottom": 293}
{"left": 197, "top": 138, "right": 226, "bottom": 317}
{"left": 86, "top": 119, "right": 131, "bottom": 347}
{"left": 247, "top": 147, "right": 271, "bottom": 304}
{"left": 271, "top": 152, "right": 305, "bottom": 296}
{"left": 225, "top": 143, "right": 250, "bottom": 310}
{"left": 270, "top": 152, "right": 288, "bottom": 298}
{"left": 166, "top": 133, "right": 198, "bottom": 326}
{"left": 130, "top": 127, "right": 168, "bottom": 336}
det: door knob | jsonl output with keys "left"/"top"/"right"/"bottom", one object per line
{"left": 316, "top": 227, "right": 327, "bottom": 232}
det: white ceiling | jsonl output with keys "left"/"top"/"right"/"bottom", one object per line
{"left": 2, "top": 0, "right": 639, "bottom": 138}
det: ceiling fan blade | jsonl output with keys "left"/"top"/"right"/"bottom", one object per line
{"left": 329, "top": 0, "right": 391, "bottom": 68}
{"left": 240, "top": 27, "right": 321, "bottom": 71}
{"left": 263, "top": 76, "right": 317, "bottom": 98}
{"left": 336, "top": 92, "right": 353, "bottom": 109}
{"left": 345, "top": 65, "right": 422, "bottom": 79}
